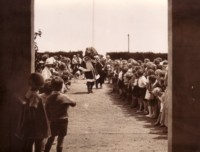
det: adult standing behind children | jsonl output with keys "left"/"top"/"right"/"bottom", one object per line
{"left": 42, "top": 58, "right": 53, "bottom": 80}
{"left": 45, "top": 76, "right": 76, "bottom": 152}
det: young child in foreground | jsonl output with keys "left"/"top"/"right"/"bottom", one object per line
{"left": 45, "top": 76, "right": 76, "bottom": 152}
{"left": 16, "top": 72, "right": 50, "bottom": 152}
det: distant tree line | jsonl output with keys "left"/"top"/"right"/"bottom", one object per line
{"left": 37, "top": 51, "right": 83, "bottom": 59}
{"left": 106, "top": 52, "right": 168, "bottom": 61}
{"left": 36, "top": 51, "right": 167, "bottom": 61}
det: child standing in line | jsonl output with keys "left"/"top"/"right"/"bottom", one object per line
{"left": 137, "top": 69, "right": 147, "bottom": 113}
{"left": 45, "top": 76, "right": 76, "bottom": 152}
{"left": 145, "top": 75, "right": 157, "bottom": 117}
{"left": 152, "top": 87, "right": 164, "bottom": 126}
{"left": 40, "top": 79, "right": 52, "bottom": 106}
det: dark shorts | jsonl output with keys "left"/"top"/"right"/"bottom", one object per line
{"left": 132, "top": 86, "right": 140, "bottom": 98}
{"left": 50, "top": 119, "right": 68, "bottom": 136}
{"left": 138, "top": 87, "right": 146, "bottom": 99}
{"left": 118, "top": 80, "right": 124, "bottom": 88}
{"left": 148, "top": 99, "right": 156, "bottom": 106}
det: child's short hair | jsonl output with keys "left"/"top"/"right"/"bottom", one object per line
{"left": 59, "top": 62, "right": 66, "bottom": 71}
{"left": 144, "top": 58, "right": 150, "bottom": 63}
{"left": 43, "top": 79, "right": 52, "bottom": 95}
{"left": 149, "top": 75, "right": 157, "bottom": 84}
{"left": 153, "top": 59, "right": 160, "bottom": 65}
{"left": 157, "top": 64, "right": 163, "bottom": 70}
{"left": 29, "top": 72, "right": 44, "bottom": 90}
{"left": 51, "top": 76, "right": 64, "bottom": 91}
{"left": 159, "top": 77, "right": 165, "bottom": 85}
{"left": 147, "top": 69, "right": 155, "bottom": 76}
{"left": 137, "top": 69, "right": 144, "bottom": 77}
{"left": 159, "top": 71, "right": 166, "bottom": 78}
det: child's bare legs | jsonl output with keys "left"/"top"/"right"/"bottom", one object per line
{"left": 151, "top": 101, "right": 158, "bottom": 119}
{"left": 143, "top": 99, "right": 148, "bottom": 114}
{"left": 122, "top": 86, "right": 127, "bottom": 100}
{"left": 45, "top": 135, "right": 65, "bottom": 152}
{"left": 131, "top": 95, "right": 138, "bottom": 108}
{"left": 154, "top": 112, "right": 162, "bottom": 126}
{"left": 146, "top": 101, "right": 153, "bottom": 117}
{"left": 107, "top": 76, "right": 112, "bottom": 84}
{"left": 44, "top": 136, "right": 55, "bottom": 152}
{"left": 24, "top": 138, "right": 44, "bottom": 152}
{"left": 137, "top": 97, "right": 143, "bottom": 112}
{"left": 57, "top": 135, "right": 65, "bottom": 152}
{"left": 118, "top": 88, "right": 123, "bottom": 98}
{"left": 160, "top": 109, "right": 165, "bottom": 127}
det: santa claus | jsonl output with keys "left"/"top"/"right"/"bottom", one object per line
{"left": 78, "top": 47, "right": 99, "bottom": 93}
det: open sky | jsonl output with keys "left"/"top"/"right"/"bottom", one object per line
{"left": 35, "top": 0, "right": 168, "bottom": 55}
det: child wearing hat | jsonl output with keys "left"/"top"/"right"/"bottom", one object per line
{"left": 40, "top": 79, "right": 52, "bottom": 106}
{"left": 42, "top": 58, "right": 53, "bottom": 80}
{"left": 45, "top": 76, "right": 76, "bottom": 152}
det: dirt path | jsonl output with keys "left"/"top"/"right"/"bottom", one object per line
{"left": 51, "top": 79, "right": 167, "bottom": 152}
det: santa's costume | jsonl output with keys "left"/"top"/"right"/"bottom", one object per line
{"left": 79, "top": 47, "right": 98, "bottom": 93}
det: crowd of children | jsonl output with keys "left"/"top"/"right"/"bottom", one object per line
{"left": 16, "top": 52, "right": 168, "bottom": 151}
{"left": 107, "top": 57, "right": 169, "bottom": 133}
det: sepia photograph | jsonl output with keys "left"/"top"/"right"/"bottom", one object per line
{"left": 1, "top": 0, "right": 200, "bottom": 152}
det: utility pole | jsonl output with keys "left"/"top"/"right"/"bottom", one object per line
{"left": 128, "top": 34, "right": 130, "bottom": 52}
{"left": 92, "top": 0, "right": 95, "bottom": 47}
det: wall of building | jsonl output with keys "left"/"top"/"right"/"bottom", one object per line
{"left": 0, "top": 0, "right": 34, "bottom": 151}
{"left": 169, "top": 0, "right": 200, "bottom": 151}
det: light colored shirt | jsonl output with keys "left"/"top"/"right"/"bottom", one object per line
{"left": 42, "top": 67, "right": 52, "bottom": 80}
{"left": 118, "top": 71, "right": 123, "bottom": 80}
{"left": 138, "top": 75, "right": 147, "bottom": 88}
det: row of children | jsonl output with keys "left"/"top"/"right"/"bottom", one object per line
{"left": 16, "top": 73, "right": 76, "bottom": 152}
{"left": 109, "top": 57, "right": 168, "bottom": 132}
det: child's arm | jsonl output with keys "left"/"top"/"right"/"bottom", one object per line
{"left": 78, "top": 67, "right": 90, "bottom": 72}
{"left": 62, "top": 95, "right": 76, "bottom": 107}
{"left": 70, "top": 102, "right": 76, "bottom": 107}
{"left": 68, "top": 98, "right": 76, "bottom": 107}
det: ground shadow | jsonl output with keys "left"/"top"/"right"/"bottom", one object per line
{"left": 72, "top": 92, "right": 88, "bottom": 95}
{"left": 105, "top": 84, "right": 168, "bottom": 140}
{"left": 153, "top": 135, "right": 168, "bottom": 140}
